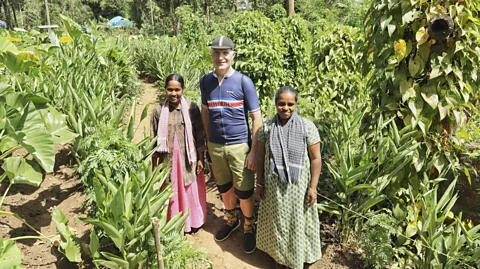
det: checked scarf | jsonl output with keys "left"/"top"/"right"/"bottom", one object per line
{"left": 156, "top": 96, "right": 197, "bottom": 165}
{"left": 269, "top": 111, "right": 305, "bottom": 184}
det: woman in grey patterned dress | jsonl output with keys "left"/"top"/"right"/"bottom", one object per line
{"left": 255, "top": 86, "right": 322, "bottom": 269}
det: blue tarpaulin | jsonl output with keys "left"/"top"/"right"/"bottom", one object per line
{"left": 0, "top": 20, "right": 6, "bottom": 28}
{"left": 107, "top": 16, "right": 132, "bottom": 27}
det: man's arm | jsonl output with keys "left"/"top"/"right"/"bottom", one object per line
{"left": 245, "top": 110, "right": 262, "bottom": 170}
{"left": 201, "top": 106, "right": 210, "bottom": 142}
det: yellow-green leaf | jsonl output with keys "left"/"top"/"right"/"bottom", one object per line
{"left": 416, "top": 27, "right": 429, "bottom": 46}
{"left": 406, "top": 221, "right": 418, "bottom": 237}
{"left": 394, "top": 39, "right": 407, "bottom": 62}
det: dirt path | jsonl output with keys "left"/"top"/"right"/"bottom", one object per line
{"left": 134, "top": 81, "right": 361, "bottom": 269}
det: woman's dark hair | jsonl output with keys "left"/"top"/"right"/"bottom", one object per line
{"left": 165, "top": 74, "right": 185, "bottom": 89}
{"left": 275, "top": 86, "right": 298, "bottom": 103}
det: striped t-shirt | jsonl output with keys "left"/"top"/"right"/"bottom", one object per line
{"left": 200, "top": 70, "right": 260, "bottom": 145}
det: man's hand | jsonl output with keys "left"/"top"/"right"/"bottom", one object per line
{"left": 245, "top": 151, "right": 256, "bottom": 170}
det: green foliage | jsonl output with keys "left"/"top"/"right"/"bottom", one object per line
{"left": 318, "top": 110, "right": 390, "bottom": 243}
{"left": 389, "top": 178, "right": 480, "bottom": 269}
{"left": 74, "top": 124, "right": 142, "bottom": 190}
{"left": 226, "top": 10, "right": 285, "bottom": 107}
{"left": 262, "top": 4, "right": 286, "bottom": 22}
{"left": 162, "top": 232, "right": 213, "bottom": 269}
{"left": 296, "top": 0, "right": 371, "bottom": 30}
{"left": 79, "top": 161, "right": 211, "bottom": 268}
{"left": 278, "top": 14, "right": 312, "bottom": 92}
{"left": 312, "top": 25, "right": 367, "bottom": 111}
{"left": 302, "top": 25, "right": 367, "bottom": 155}
{"left": 360, "top": 213, "right": 399, "bottom": 269}
{"left": 129, "top": 35, "right": 210, "bottom": 102}
{"left": 175, "top": 6, "right": 208, "bottom": 47}
{"left": 364, "top": 0, "right": 480, "bottom": 138}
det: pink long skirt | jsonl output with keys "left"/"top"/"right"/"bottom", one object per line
{"left": 167, "top": 136, "right": 207, "bottom": 232}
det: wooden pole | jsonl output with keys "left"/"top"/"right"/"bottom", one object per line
{"left": 287, "top": 0, "right": 294, "bottom": 16}
{"left": 151, "top": 217, "right": 164, "bottom": 269}
{"left": 44, "top": 0, "right": 50, "bottom": 25}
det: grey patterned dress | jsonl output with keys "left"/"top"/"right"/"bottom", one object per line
{"left": 257, "top": 117, "right": 322, "bottom": 269}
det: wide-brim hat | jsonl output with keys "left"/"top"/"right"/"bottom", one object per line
{"left": 210, "top": 36, "right": 235, "bottom": 49}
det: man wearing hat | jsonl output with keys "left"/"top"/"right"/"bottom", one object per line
{"left": 200, "top": 36, "right": 262, "bottom": 254}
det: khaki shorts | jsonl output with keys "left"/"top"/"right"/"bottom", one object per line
{"left": 208, "top": 142, "right": 254, "bottom": 192}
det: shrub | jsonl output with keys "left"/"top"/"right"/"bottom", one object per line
{"left": 226, "top": 11, "right": 285, "bottom": 108}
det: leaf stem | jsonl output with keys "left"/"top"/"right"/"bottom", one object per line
{"left": 0, "top": 183, "right": 12, "bottom": 209}
{"left": 0, "top": 145, "right": 23, "bottom": 161}
{"left": 0, "top": 210, "right": 47, "bottom": 237}
{"left": 10, "top": 234, "right": 56, "bottom": 241}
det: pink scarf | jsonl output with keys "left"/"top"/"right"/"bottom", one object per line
{"left": 156, "top": 96, "right": 197, "bottom": 165}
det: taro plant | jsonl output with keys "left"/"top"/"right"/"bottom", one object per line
{"left": 0, "top": 86, "right": 79, "bottom": 265}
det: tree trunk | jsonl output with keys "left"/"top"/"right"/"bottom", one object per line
{"left": 11, "top": 0, "right": 17, "bottom": 27}
{"left": 287, "top": 0, "right": 294, "bottom": 16}
{"left": 44, "top": 0, "right": 50, "bottom": 25}
{"left": 204, "top": 0, "right": 209, "bottom": 25}
{"left": 5, "top": 0, "right": 12, "bottom": 29}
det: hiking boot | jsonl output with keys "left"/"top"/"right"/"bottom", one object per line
{"left": 214, "top": 219, "right": 240, "bottom": 242}
{"left": 243, "top": 230, "right": 256, "bottom": 254}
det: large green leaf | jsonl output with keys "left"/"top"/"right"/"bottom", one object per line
{"left": 0, "top": 238, "right": 23, "bottom": 269}
{"left": 60, "top": 15, "right": 83, "bottom": 40}
{"left": 2, "top": 92, "right": 49, "bottom": 111}
{"left": 6, "top": 103, "right": 55, "bottom": 172}
{"left": 0, "top": 37, "right": 18, "bottom": 53}
{"left": 0, "top": 51, "right": 38, "bottom": 74}
{"left": 40, "top": 106, "right": 77, "bottom": 144}
{"left": 2, "top": 157, "right": 43, "bottom": 186}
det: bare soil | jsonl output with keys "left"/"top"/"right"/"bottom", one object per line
{"left": 1, "top": 145, "right": 91, "bottom": 268}
{"left": 0, "top": 81, "right": 363, "bottom": 269}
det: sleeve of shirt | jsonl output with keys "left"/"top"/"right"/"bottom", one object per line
{"left": 304, "top": 119, "right": 321, "bottom": 146}
{"left": 150, "top": 105, "right": 161, "bottom": 147}
{"left": 200, "top": 77, "right": 208, "bottom": 108}
{"left": 242, "top": 76, "right": 260, "bottom": 113}
{"left": 189, "top": 102, "right": 206, "bottom": 152}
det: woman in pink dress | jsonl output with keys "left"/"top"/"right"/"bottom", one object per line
{"left": 150, "top": 74, "right": 207, "bottom": 233}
